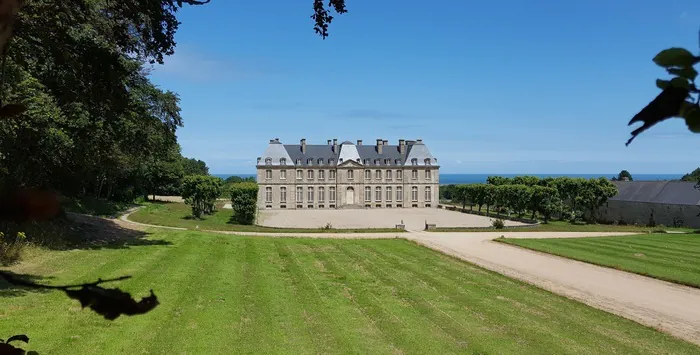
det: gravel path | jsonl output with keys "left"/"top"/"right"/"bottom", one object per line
{"left": 117, "top": 209, "right": 700, "bottom": 345}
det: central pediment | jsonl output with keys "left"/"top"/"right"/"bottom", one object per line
{"left": 337, "top": 159, "right": 363, "bottom": 168}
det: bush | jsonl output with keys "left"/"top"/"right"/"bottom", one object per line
{"left": 492, "top": 218, "right": 505, "bottom": 229}
{"left": 230, "top": 182, "right": 258, "bottom": 225}
{"left": 181, "top": 175, "right": 224, "bottom": 218}
{"left": 0, "top": 231, "right": 29, "bottom": 266}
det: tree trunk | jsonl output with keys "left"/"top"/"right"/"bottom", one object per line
{"left": 531, "top": 210, "right": 536, "bottom": 220}
{"left": 486, "top": 204, "right": 490, "bottom": 216}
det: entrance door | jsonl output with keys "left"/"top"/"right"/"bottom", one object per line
{"left": 345, "top": 187, "right": 354, "bottom": 205}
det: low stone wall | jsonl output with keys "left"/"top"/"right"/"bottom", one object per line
{"left": 598, "top": 200, "right": 700, "bottom": 228}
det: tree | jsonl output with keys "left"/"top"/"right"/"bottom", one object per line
{"left": 486, "top": 176, "right": 512, "bottom": 185}
{"left": 512, "top": 176, "right": 539, "bottom": 186}
{"left": 181, "top": 175, "right": 223, "bottom": 218}
{"left": 627, "top": 46, "right": 700, "bottom": 145}
{"left": 483, "top": 185, "right": 497, "bottom": 216}
{"left": 575, "top": 178, "right": 618, "bottom": 222}
{"left": 681, "top": 168, "right": 700, "bottom": 182}
{"left": 182, "top": 158, "right": 209, "bottom": 176}
{"left": 471, "top": 184, "right": 486, "bottom": 212}
{"left": 529, "top": 186, "right": 559, "bottom": 222}
{"left": 612, "top": 170, "right": 633, "bottom": 181}
{"left": 230, "top": 182, "right": 258, "bottom": 225}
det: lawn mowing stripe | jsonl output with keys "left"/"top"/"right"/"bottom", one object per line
{"left": 17, "top": 233, "right": 182, "bottom": 354}
{"left": 564, "top": 236, "right": 700, "bottom": 256}
{"left": 365, "top": 241, "right": 663, "bottom": 354}
{"left": 72, "top": 231, "right": 212, "bottom": 354}
{"left": 356, "top": 242, "right": 584, "bottom": 354}
{"left": 273, "top": 240, "right": 362, "bottom": 353}
{"left": 578, "top": 240, "right": 700, "bottom": 266}
{"left": 514, "top": 239, "right": 700, "bottom": 275}
{"left": 499, "top": 239, "right": 700, "bottom": 288}
{"left": 304, "top": 239, "right": 457, "bottom": 353}
{"left": 337, "top": 242, "right": 496, "bottom": 354}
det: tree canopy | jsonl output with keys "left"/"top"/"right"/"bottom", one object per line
{"left": 612, "top": 170, "right": 633, "bottom": 181}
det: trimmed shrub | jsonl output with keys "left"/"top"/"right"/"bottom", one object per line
{"left": 492, "top": 218, "right": 505, "bottom": 229}
{"left": 230, "top": 182, "right": 258, "bottom": 225}
{"left": 181, "top": 175, "right": 224, "bottom": 218}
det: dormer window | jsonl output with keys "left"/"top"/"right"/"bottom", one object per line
{"left": 374, "top": 159, "right": 380, "bottom": 165}
{"left": 318, "top": 158, "right": 324, "bottom": 165}
{"left": 411, "top": 158, "right": 418, "bottom": 165}
{"left": 395, "top": 159, "right": 401, "bottom": 164}
{"left": 364, "top": 159, "right": 370, "bottom": 165}
{"left": 257, "top": 157, "right": 261, "bottom": 164}
{"left": 356, "top": 158, "right": 360, "bottom": 163}
{"left": 424, "top": 158, "right": 431, "bottom": 165}
{"left": 280, "top": 158, "right": 286, "bottom": 165}
{"left": 296, "top": 159, "right": 302, "bottom": 165}
{"left": 339, "top": 158, "right": 343, "bottom": 163}
{"left": 265, "top": 158, "right": 272, "bottom": 165}
{"left": 329, "top": 158, "right": 335, "bottom": 165}
{"left": 384, "top": 159, "right": 390, "bottom": 165}
{"left": 307, "top": 158, "right": 312, "bottom": 165}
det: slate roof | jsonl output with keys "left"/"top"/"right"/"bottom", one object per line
{"left": 611, "top": 181, "right": 700, "bottom": 206}
{"left": 257, "top": 139, "right": 439, "bottom": 167}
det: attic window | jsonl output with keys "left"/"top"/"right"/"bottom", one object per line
{"left": 356, "top": 158, "right": 361, "bottom": 163}
{"left": 395, "top": 159, "right": 401, "bottom": 164}
{"left": 364, "top": 159, "right": 370, "bottom": 165}
{"left": 411, "top": 158, "right": 418, "bottom": 165}
{"left": 296, "top": 159, "right": 301, "bottom": 165}
{"left": 339, "top": 158, "right": 343, "bottom": 163}
{"left": 265, "top": 158, "right": 272, "bottom": 165}
{"left": 374, "top": 159, "right": 380, "bottom": 165}
{"left": 318, "top": 158, "right": 324, "bottom": 165}
{"left": 329, "top": 158, "right": 335, "bottom": 164}
{"left": 280, "top": 158, "right": 286, "bottom": 165}
{"left": 307, "top": 158, "right": 313, "bottom": 165}
{"left": 424, "top": 158, "right": 431, "bottom": 165}
{"left": 384, "top": 159, "right": 390, "bottom": 165}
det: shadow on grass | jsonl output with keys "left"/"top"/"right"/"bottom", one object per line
{"left": 0, "top": 271, "right": 54, "bottom": 298}
{"left": 1, "top": 214, "right": 172, "bottom": 252}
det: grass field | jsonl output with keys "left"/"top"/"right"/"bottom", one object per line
{"left": 432, "top": 220, "right": 694, "bottom": 233}
{"left": 499, "top": 233, "right": 700, "bottom": 288}
{"left": 129, "top": 202, "right": 403, "bottom": 233}
{"left": 1, "top": 230, "right": 697, "bottom": 354}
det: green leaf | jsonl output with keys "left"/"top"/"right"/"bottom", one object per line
{"left": 681, "top": 103, "right": 700, "bottom": 133}
{"left": 668, "top": 66, "right": 699, "bottom": 80}
{"left": 670, "top": 77, "right": 691, "bottom": 89}
{"left": 653, "top": 47, "right": 699, "bottom": 68}
{"left": 656, "top": 79, "right": 671, "bottom": 90}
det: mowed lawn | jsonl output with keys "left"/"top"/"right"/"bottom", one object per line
{"left": 129, "top": 202, "right": 402, "bottom": 233}
{"left": 432, "top": 220, "right": 694, "bottom": 233}
{"left": 500, "top": 233, "right": 700, "bottom": 288}
{"left": 1, "top": 231, "right": 698, "bottom": 354}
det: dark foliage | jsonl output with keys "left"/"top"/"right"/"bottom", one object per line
{"left": 0, "top": 272, "right": 159, "bottom": 320}
{"left": 627, "top": 85, "right": 689, "bottom": 146}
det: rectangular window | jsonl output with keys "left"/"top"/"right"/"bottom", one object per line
{"left": 412, "top": 170, "right": 418, "bottom": 179}
{"left": 307, "top": 170, "right": 314, "bottom": 180}
{"left": 296, "top": 170, "right": 302, "bottom": 180}
{"left": 280, "top": 187, "right": 287, "bottom": 203}
{"left": 397, "top": 170, "right": 403, "bottom": 180}
{"left": 265, "top": 186, "right": 272, "bottom": 202}
{"left": 265, "top": 170, "right": 272, "bottom": 179}
{"left": 365, "top": 187, "right": 371, "bottom": 202}
{"left": 296, "top": 187, "right": 303, "bottom": 202}
{"left": 330, "top": 170, "right": 336, "bottom": 179}
{"left": 397, "top": 187, "right": 403, "bottom": 201}
{"left": 386, "top": 170, "right": 392, "bottom": 180}
{"left": 412, "top": 186, "right": 418, "bottom": 201}
{"left": 425, "top": 169, "right": 431, "bottom": 180}
{"left": 308, "top": 187, "right": 314, "bottom": 202}
{"left": 319, "top": 187, "right": 325, "bottom": 202}
{"left": 347, "top": 170, "right": 354, "bottom": 180}
{"left": 365, "top": 170, "right": 371, "bottom": 179}
{"left": 329, "top": 187, "right": 336, "bottom": 202}
{"left": 280, "top": 170, "right": 287, "bottom": 179}
{"left": 375, "top": 186, "right": 382, "bottom": 201}
{"left": 375, "top": 170, "right": 382, "bottom": 179}
{"left": 319, "top": 170, "right": 325, "bottom": 180}
{"left": 386, "top": 187, "right": 392, "bottom": 201}
{"left": 425, "top": 186, "right": 432, "bottom": 202}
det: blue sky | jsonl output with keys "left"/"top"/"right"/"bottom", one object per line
{"left": 149, "top": 0, "right": 700, "bottom": 174}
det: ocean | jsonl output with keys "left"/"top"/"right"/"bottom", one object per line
{"left": 213, "top": 173, "right": 683, "bottom": 185}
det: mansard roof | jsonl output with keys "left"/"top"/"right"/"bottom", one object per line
{"left": 258, "top": 138, "right": 438, "bottom": 167}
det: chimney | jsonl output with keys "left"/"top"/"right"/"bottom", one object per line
{"left": 357, "top": 139, "right": 363, "bottom": 146}
{"left": 399, "top": 139, "right": 405, "bottom": 154}
{"left": 301, "top": 138, "right": 306, "bottom": 154}
{"left": 383, "top": 139, "right": 388, "bottom": 146}
{"left": 333, "top": 138, "right": 338, "bottom": 153}
{"left": 376, "top": 138, "right": 383, "bottom": 154}
{"left": 327, "top": 139, "right": 331, "bottom": 145}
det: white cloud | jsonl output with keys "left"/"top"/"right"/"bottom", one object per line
{"left": 151, "top": 45, "right": 261, "bottom": 82}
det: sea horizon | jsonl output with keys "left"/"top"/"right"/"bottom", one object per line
{"left": 213, "top": 173, "right": 685, "bottom": 185}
